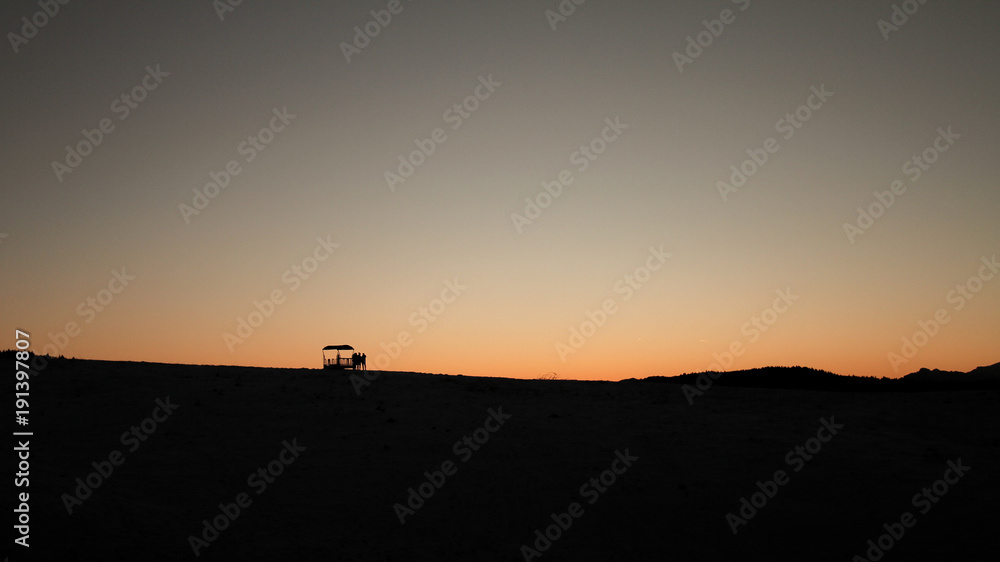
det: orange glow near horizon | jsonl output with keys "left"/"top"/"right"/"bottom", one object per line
{"left": 13, "top": 245, "right": 998, "bottom": 380}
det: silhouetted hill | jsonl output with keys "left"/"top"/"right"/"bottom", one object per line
{"left": 7, "top": 351, "right": 998, "bottom": 391}
{"left": 630, "top": 363, "right": 1000, "bottom": 391}
{"left": 15, "top": 356, "right": 1000, "bottom": 560}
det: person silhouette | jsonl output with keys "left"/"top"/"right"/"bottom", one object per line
{"left": 361, "top": 353, "right": 367, "bottom": 370}
{"left": 351, "top": 352, "right": 359, "bottom": 370}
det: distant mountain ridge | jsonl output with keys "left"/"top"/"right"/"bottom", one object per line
{"left": 630, "top": 363, "right": 1000, "bottom": 391}
{"left": 901, "top": 362, "right": 1000, "bottom": 383}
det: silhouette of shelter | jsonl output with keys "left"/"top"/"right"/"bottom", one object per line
{"left": 322, "top": 344, "right": 356, "bottom": 370}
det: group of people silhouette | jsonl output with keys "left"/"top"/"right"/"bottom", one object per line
{"left": 351, "top": 352, "right": 367, "bottom": 370}
{"left": 332, "top": 348, "right": 367, "bottom": 370}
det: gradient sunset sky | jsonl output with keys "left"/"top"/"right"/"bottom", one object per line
{"left": 2, "top": 0, "right": 997, "bottom": 380}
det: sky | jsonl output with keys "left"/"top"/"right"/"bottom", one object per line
{"left": 1, "top": 0, "right": 998, "bottom": 380}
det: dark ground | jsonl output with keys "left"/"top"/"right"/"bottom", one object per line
{"left": 15, "top": 358, "right": 1000, "bottom": 561}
